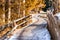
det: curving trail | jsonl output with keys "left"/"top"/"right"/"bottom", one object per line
{"left": 8, "top": 14, "right": 51, "bottom": 40}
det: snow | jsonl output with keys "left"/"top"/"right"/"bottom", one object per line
{"left": 8, "top": 14, "right": 51, "bottom": 40}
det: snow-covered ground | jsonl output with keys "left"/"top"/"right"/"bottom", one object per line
{"left": 8, "top": 14, "right": 51, "bottom": 40}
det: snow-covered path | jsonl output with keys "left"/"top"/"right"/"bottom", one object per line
{"left": 9, "top": 14, "right": 51, "bottom": 40}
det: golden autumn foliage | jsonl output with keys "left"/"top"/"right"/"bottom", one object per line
{"left": 25, "top": 0, "right": 45, "bottom": 15}
{"left": 0, "top": 0, "right": 46, "bottom": 38}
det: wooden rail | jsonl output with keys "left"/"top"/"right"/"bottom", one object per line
{"left": 0, "top": 15, "right": 31, "bottom": 38}
{"left": 0, "top": 15, "right": 30, "bottom": 31}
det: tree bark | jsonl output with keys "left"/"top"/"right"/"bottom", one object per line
{"left": 47, "top": 11, "right": 60, "bottom": 40}
{"left": 52, "top": 0, "right": 59, "bottom": 14}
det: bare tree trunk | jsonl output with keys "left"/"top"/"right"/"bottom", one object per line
{"left": 52, "top": 0, "right": 59, "bottom": 14}
{"left": 5, "top": 0, "right": 9, "bottom": 23}
{"left": 47, "top": 11, "right": 60, "bottom": 40}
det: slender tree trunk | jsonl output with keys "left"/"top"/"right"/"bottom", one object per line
{"left": 52, "top": 0, "right": 59, "bottom": 14}
{"left": 5, "top": 0, "right": 9, "bottom": 23}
